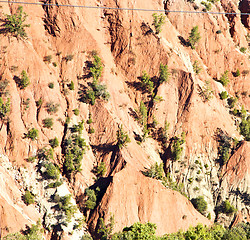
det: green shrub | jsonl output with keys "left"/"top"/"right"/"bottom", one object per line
{"left": 49, "top": 137, "right": 59, "bottom": 148}
{"left": 43, "top": 118, "right": 53, "bottom": 129}
{"left": 188, "top": 26, "right": 201, "bottom": 49}
{"left": 0, "top": 97, "right": 10, "bottom": 119}
{"left": 219, "top": 70, "right": 229, "bottom": 86}
{"left": 193, "top": 60, "right": 202, "bottom": 74}
{"left": 138, "top": 101, "right": 147, "bottom": 127}
{"left": 87, "top": 113, "right": 93, "bottom": 124}
{"left": 227, "top": 97, "right": 237, "bottom": 108}
{"left": 2, "top": 6, "right": 30, "bottom": 39}
{"left": 23, "top": 190, "right": 35, "bottom": 205}
{"left": 97, "top": 216, "right": 114, "bottom": 240}
{"left": 48, "top": 82, "right": 54, "bottom": 89}
{"left": 235, "top": 69, "right": 240, "bottom": 77}
{"left": 240, "top": 47, "right": 247, "bottom": 53}
{"left": 220, "top": 91, "right": 228, "bottom": 100}
{"left": 201, "top": 1, "right": 212, "bottom": 11}
{"left": 89, "top": 127, "right": 95, "bottom": 134}
{"left": 85, "top": 188, "right": 98, "bottom": 210}
{"left": 36, "top": 98, "right": 43, "bottom": 108}
{"left": 200, "top": 81, "right": 214, "bottom": 102}
{"left": 44, "top": 162, "right": 60, "bottom": 179}
{"left": 52, "top": 62, "right": 57, "bottom": 67}
{"left": 143, "top": 162, "right": 164, "bottom": 180}
{"left": 47, "top": 181, "right": 62, "bottom": 188}
{"left": 96, "top": 162, "right": 106, "bottom": 177}
{"left": 239, "top": 118, "right": 250, "bottom": 141}
{"left": 43, "top": 55, "right": 52, "bottom": 63}
{"left": 220, "top": 200, "right": 237, "bottom": 215}
{"left": 65, "top": 54, "right": 74, "bottom": 62}
{"left": 20, "top": 70, "right": 30, "bottom": 89}
{"left": 73, "top": 108, "right": 80, "bottom": 116}
{"left": 140, "top": 71, "right": 153, "bottom": 92}
{"left": 46, "top": 102, "right": 60, "bottom": 114}
{"left": 69, "top": 81, "right": 74, "bottom": 90}
{"left": 191, "top": 196, "right": 207, "bottom": 215}
{"left": 152, "top": 13, "right": 166, "bottom": 34}
{"left": 90, "top": 55, "right": 103, "bottom": 80}
{"left": 216, "top": 30, "right": 222, "bottom": 34}
{"left": 171, "top": 132, "right": 185, "bottom": 161}
{"left": 116, "top": 125, "right": 131, "bottom": 149}
{"left": 26, "top": 128, "right": 38, "bottom": 140}
{"left": 56, "top": 194, "right": 77, "bottom": 222}
{"left": 159, "top": 63, "right": 170, "bottom": 83}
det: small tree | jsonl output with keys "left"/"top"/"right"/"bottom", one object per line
{"left": 140, "top": 71, "right": 153, "bottom": 92}
{"left": 193, "top": 60, "right": 202, "bottom": 74}
{"left": 0, "top": 97, "right": 10, "bottom": 119}
{"left": 152, "top": 13, "right": 166, "bottom": 34}
{"left": 159, "top": 63, "right": 170, "bottom": 83}
{"left": 116, "top": 125, "right": 131, "bottom": 149}
{"left": 191, "top": 196, "right": 207, "bottom": 215}
{"left": 23, "top": 190, "right": 35, "bottom": 205}
{"left": 20, "top": 70, "right": 30, "bottom": 89}
{"left": 96, "top": 162, "right": 107, "bottom": 177}
{"left": 3, "top": 6, "right": 30, "bottom": 39}
{"left": 49, "top": 137, "right": 59, "bottom": 148}
{"left": 90, "top": 55, "right": 103, "bottom": 81}
{"left": 188, "top": 26, "right": 201, "bottom": 49}
{"left": 27, "top": 128, "right": 38, "bottom": 140}
{"left": 219, "top": 70, "right": 229, "bottom": 86}
{"left": 171, "top": 132, "right": 185, "bottom": 161}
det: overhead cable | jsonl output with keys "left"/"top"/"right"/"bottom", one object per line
{"left": 0, "top": 0, "right": 249, "bottom": 16}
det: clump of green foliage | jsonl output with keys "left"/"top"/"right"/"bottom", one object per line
{"left": 55, "top": 194, "right": 77, "bottom": 222}
{"left": 171, "top": 132, "right": 185, "bottom": 161}
{"left": 220, "top": 91, "right": 228, "bottom": 100}
{"left": 49, "top": 137, "right": 59, "bottom": 148}
{"left": 96, "top": 161, "right": 107, "bottom": 177}
{"left": 43, "top": 55, "right": 52, "bottom": 63}
{"left": 44, "top": 162, "right": 60, "bottom": 179}
{"left": 63, "top": 121, "right": 88, "bottom": 176}
{"left": 85, "top": 187, "right": 100, "bottom": 210}
{"left": 26, "top": 128, "right": 38, "bottom": 140}
{"left": 191, "top": 196, "right": 207, "bottom": 215}
{"left": 239, "top": 116, "right": 250, "bottom": 141}
{"left": 193, "top": 60, "right": 202, "bottom": 74}
{"left": 2, "top": 6, "right": 30, "bottom": 39}
{"left": 152, "top": 13, "right": 166, "bottom": 34}
{"left": 219, "top": 70, "right": 229, "bottom": 86}
{"left": 84, "top": 79, "right": 110, "bottom": 105}
{"left": 43, "top": 117, "right": 53, "bottom": 129}
{"left": 23, "top": 190, "right": 35, "bottom": 205}
{"left": 116, "top": 125, "right": 131, "bottom": 149}
{"left": 46, "top": 102, "right": 60, "bottom": 114}
{"left": 143, "top": 162, "right": 164, "bottom": 180}
{"left": 217, "top": 130, "right": 232, "bottom": 165}
{"left": 0, "top": 97, "right": 10, "bottom": 119}
{"left": 48, "top": 82, "right": 54, "bottom": 89}
{"left": 137, "top": 101, "right": 149, "bottom": 141}
{"left": 227, "top": 97, "right": 237, "bottom": 109}
{"left": 19, "top": 70, "right": 30, "bottom": 89}
{"left": 219, "top": 200, "right": 237, "bottom": 216}
{"left": 69, "top": 80, "right": 74, "bottom": 90}
{"left": 65, "top": 54, "right": 74, "bottom": 62}
{"left": 140, "top": 71, "right": 153, "bottom": 92}
{"left": 188, "top": 26, "right": 201, "bottom": 49}
{"left": 98, "top": 215, "right": 114, "bottom": 240}
{"left": 199, "top": 81, "right": 214, "bottom": 102}
{"left": 3, "top": 220, "right": 43, "bottom": 240}
{"left": 73, "top": 108, "right": 80, "bottom": 116}
{"left": 235, "top": 69, "right": 240, "bottom": 77}
{"left": 90, "top": 54, "right": 103, "bottom": 80}
{"left": 112, "top": 222, "right": 157, "bottom": 239}
{"left": 240, "top": 47, "right": 247, "bottom": 53}
{"left": 87, "top": 113, "right": 93, "bottom": 124}
{"left": 159, "top": 63, "right": 170, "bottom": 83}
{"left": 201, "top": 1, "right": 212, "bottom": 11}
{"left": 47, "top": 181, "right": 62, "bottom": 188}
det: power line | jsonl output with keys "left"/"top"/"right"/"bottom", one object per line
{"left": 0, "top": 0, "right": 249, "bottom": 16}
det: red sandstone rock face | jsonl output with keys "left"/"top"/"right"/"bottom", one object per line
{"left": 88, "top": 165, "right": 211, "bottom": 236}
{"left": 0, "top": 0, "right": 249, "bottom": 238}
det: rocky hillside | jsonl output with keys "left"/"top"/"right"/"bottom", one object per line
{"left": 0, "top": 0, "right": 249, "bottom": 239}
